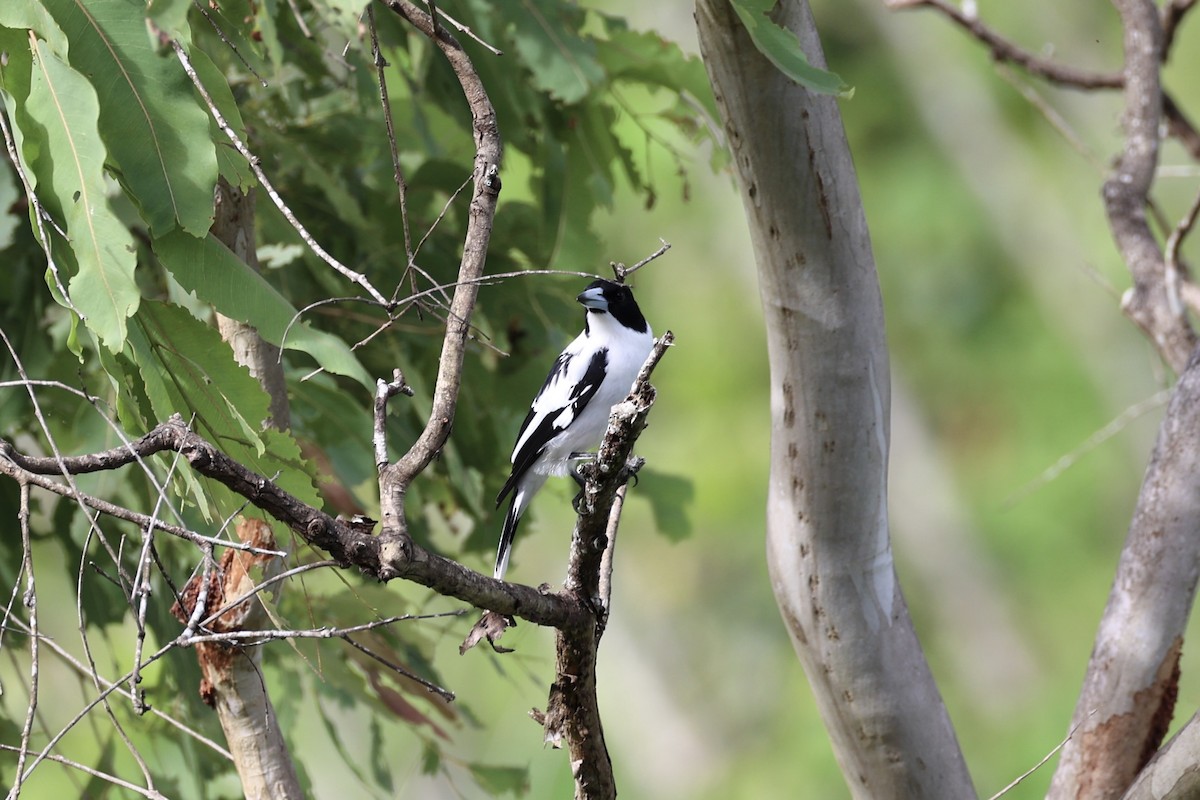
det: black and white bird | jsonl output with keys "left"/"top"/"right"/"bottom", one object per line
{"left": 493, "top": 279, "right": 655, "bottom": 581}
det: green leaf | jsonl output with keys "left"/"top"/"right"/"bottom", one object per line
{"left": 154, "top": 229, "right": 373, "bottom": 390}
{"left": 127, "top": 301, "right": 321, "bottom": 517}
{"left": 40, "top": 0, "right": 218, "bottom": 235}
{"left": 639, "top": 468, "right": 694, "bottom": 542}
{"left": 730, "top": 0, "right": 852, "bottom": 97}
{"left": 0, "top": 138, "right": 18, "bottom": 250}
{"left": 24, "top": 36, "right": 139, "bottom": 350}
{"left": 466, "top": 762, "right": 530, "bottom": 797}
{"left": 508, "top": 0, "right": 604, "bottom": 104}
{"left": 0, "top": 4, "right": 67, "bottom": 53}
{"left": 184, "top": 43, "right": 256, "bottom": 191}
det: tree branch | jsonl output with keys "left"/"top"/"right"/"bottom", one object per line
{"left": 884, "top": 0, "right": 1123, "bottom": 89}
{"left": 696, "top": 1, "right": 975, "bottom": 797}
{"left": 1047, "top": 344, "right": 1200, "bottom": 799}
{"left": 376, "top": 0, "right": 503, "bottom": 548}
{"left": 538, "top": 333, "right": 673, "bottom": 800}
{"left": 1104, "top": 0, "right": 1196, "bottom": 373}
{"left": 0, "top": 417, "right": 585, "bottom": 629}
{"left": 1123, "top": 708, "right": 1200, "bottom": 800}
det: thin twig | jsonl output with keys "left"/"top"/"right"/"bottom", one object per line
{"left": 612, "top": 240, "right": 672, "bottom": 282}
{"left": 0, "top": 745, "right": 168, "bottom": 800}
{"left": 884, "top": 0, "right": 1123, "bottom": 89}
{"left": 424, "top": 1, "right": 502, "bottom": 55}
{"left": 170, "top": 40, "right": 389, "bottom": 306}
{"left": 1004, "top": 390, "right": 1171, "bottom": 508}
{"left": 368, "top": 5, "right": 415, "bottom": 283}
{"left": 191, "top": 0, "right": 268, "bottom": 87}
{"left": 340, "top": 631, "right": 459, "bottom": 701}
{"left": 283, "top": 0, "right": 313, "bottom": 37}
{"left": 180, "top": 609, "right": 467, "bottom": 648}
{"left": 0, "top": 456, "right": 286, "bottom": 556}
{"left": 1162, "top": 0, "right": 1199, "bottom": 58}
{"left": 9, "top": 481, "right": 37, "bottom": 800}
{"left": 3, "top": 617, "right": 234, "bottom": 760}
{"left": 74, "top": 520, "right": 157, "bottom": 791}
{"left": 1165, "top": 188, "right": 1200, "bottom": 317}
{"left": 994, "top": 64, "right": 1105, "bottom": 174}
{"left": 987, "top": 716, "right": 1090, "bottom": 800}
{"left": 198, "top": 559, "right": 341, "bottom": 630}
{"left": 0, "top": 111, "right": 78, "bottom": 316}
{"left": 375, "top": 371, "right": 414, "bottom": 469}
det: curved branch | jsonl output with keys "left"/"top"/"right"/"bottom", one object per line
{"left": 884, "top": 0, "right": 1123, "bottom": 89}
{"left": 377, "top": 0, "right": 503, "bottom": 534}
{"left": 1104, "top": 0, "right": 1195, "bottom": 372}
{"left": 1123, "top": 708, "right": 1200, "bottom": 800}
{"left": 0, "top": 417, "right": 584, "bottom": 630}
{"left": 696, "top": 2, "right": 974, "bottom": 797}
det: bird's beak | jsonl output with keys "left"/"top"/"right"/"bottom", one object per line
{"left": 577, "top": 286, "right": 608, "bottom": 312}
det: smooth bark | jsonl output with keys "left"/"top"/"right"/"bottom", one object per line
{"left": 695, "top": 1, "right": 974, "bottom": 797}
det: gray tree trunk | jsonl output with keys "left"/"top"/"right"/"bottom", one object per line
{"left": 695, "top": 1, "right": 976, "bottom": 796}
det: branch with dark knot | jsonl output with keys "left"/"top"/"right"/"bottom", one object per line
{"left": 0, "top": 416, "right": 574, "bottom": 628}
{"left": 0, "top": 333, "right": 674, "bottom": 643}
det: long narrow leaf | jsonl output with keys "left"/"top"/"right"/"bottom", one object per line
{"left": 24, "top": 34, "right": 139, "bottom": 350}
{"left": 40, "top": 0, "right": 218, "bottom": 235}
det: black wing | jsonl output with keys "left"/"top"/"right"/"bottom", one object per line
{"left": 496, "top": 348, "right": 608, "bottom": 506}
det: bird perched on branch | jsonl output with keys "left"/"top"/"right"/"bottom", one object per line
{"left": 494, "top": 279, "right": 655, "bottom": 581}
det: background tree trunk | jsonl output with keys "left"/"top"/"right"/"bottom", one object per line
{"left": 695, "top": 1, "right": 975, "bottom": 796}
{"left": 208, "top": 179, "right": 302, "bottom": 800}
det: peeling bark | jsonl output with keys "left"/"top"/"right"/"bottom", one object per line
{"left": 1048, "top": 349, "right": 1200, "bottom": 800}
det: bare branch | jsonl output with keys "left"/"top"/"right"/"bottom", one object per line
{"left": 0, "top": 744, "right": 168, "bottom": 800}
{"left": 1161, "top": 0, "right": 1199, "bottom": 58}
{"left": 367, "top": 5, "right": 415, "bottom": 279}
{"left": 884, "top": 0, "right": 1123, "bottom": 89}
{"left": 2, "top": 616, "right": 235, "bottom": 760}
{"left": 1048, "top": 345, "right": 1200, "bottom": 798}
{"left": 1123, "top": 708, "right": 1200, "bottom": 800}
{"left": 169, "top": 40, "right": 389, "bottom": 307}
{"left": 9, "top": 480, "right": 37, "bottom": 800}
{"left": 1105, "top": 0, "right": 1196, "bottom": 372}
{"left": 1, "top": 416, "right": 586, "bottom": 628}
{"left": 611, "top": 239, "right": 672, "bottom": 282}
{"left": 424, "top": 1, "right": 503, "bottom": 54}
{"left": 540, "top": 332, "right": 673, "bottom": 800}
{"left": 377, "top": 0, "right": 503, "bottom": 552}
{"left": 986, "top": 717, "right": 1087, "bottom": 800}
{"left": 374, "top": 370, "right": 413, "bottom": 469}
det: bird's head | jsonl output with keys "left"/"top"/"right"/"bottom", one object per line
{"left": 576, "top": 279, "right": 649, "bottom": 333}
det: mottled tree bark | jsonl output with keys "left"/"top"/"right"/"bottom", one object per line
{"left": 696, "top": 1, "right": 975, "bottom": 796}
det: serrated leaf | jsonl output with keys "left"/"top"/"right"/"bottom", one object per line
{"left": 0, "top": 4, "right": 67, "bottom": 54}
{"left": 595, "top": 22, "right": 721, "bottom": 126}
{"left": 730, "top": 0, "right": 852, "bottom": 97}
{"left": 508, "top": 0, "right": 603, "bottom": 104}
{"left": 24, "top": 35, "right": 139, "bottom": 350}
{"left": 154, "top": 228, "right": 373, "bottom": 390}
{"left": 40, "top": 0, "right": 218, "bottom": 235}
{"left": 128, "top": 301, "right": 321, "bottom": 517}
